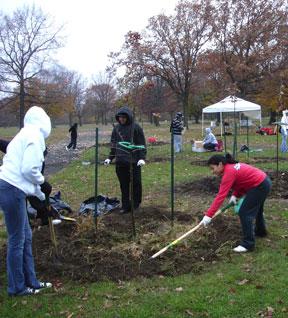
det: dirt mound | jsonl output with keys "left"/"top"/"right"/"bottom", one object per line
{"left": 176, "top": 170, "right": 288, "bottom": 199}
{"left": 25, "top": 206, "right": 240, "bottom": 283}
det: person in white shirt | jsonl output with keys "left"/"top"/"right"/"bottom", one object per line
{"left": 0, "top": 106, "right": 52, "bottom": 296}
{"left": 280, "top": 110, "right": 288, "bottom": 152}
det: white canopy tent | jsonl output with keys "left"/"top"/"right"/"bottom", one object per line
{"left": 202, "top": 96, "right": 262, "bottom": 136}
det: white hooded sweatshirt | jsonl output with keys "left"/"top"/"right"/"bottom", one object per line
{"left": 0, "top": 106, "right": 51, "bottom": 200}
{"left": 203, "top": 127, "right": 218, "bottom": 145}
{"left": 281, "top": 110, "right": 288, "bottom": 136}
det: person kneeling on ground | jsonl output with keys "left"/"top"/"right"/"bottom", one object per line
{"left": 203, "top": 128, "right": 218, "bottom": 151}
{"left": 0, "top": 106, "right": 52, "bottom": 296}
{"left": 200, "top": 154, "right": 271, "bottom": 253}
{"left": 104, "top": 106, "right": 146, "bottom": 214}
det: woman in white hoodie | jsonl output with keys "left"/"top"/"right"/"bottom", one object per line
{"left": 0, "top": 106, "right": 52, "bottom": 296}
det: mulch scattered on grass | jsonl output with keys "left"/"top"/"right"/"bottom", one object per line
{"left": 24, "top": 206, "right": 241, "bottom": 283}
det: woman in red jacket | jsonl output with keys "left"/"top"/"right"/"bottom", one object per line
{"left": 200, "top": 154, "right": 271, "bottom": 253}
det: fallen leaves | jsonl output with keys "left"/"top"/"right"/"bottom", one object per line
{"left": 175, "top": 287, "right": 184, "bottom": 292}
{"left": 237, "top": 278, "right": 249, "bottom": 285}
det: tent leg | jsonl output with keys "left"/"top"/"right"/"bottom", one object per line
{"left": 220, "top": 112, "right": 223, "bottom": 137}
{"left": 202, "top": 112, "right": 204, "bottom": 136}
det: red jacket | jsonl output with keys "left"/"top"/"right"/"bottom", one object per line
{"left": 205, "top": 163, "right": 266, "bottom": 217}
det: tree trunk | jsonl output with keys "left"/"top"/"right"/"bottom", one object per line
{"left": 78, "top": 114, "right": 82, "bottom": 126}
{"left": 19, "top": 79, "right": 25, "bottom": 128}
{"left": 69, "top": 112, "right": 73, "bottom": 126}
{"left": 268, "top": 109, "right": 277, "bottom": 125}
{"left": 194, "top": 114, "right": 200, "bottom": 124}
{"left": 182, "top": 95, "right": 189, "bottom": 129}
{"left": 104, "top": 111, "right": 107, "bottom": 125}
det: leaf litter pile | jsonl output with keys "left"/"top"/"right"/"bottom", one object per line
{"left": 29, "top": 204, "right": 242, "bottom": 283}
{"left": 1, "top": 170, "right": 285, "bottom": 283}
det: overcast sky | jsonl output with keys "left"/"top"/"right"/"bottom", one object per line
{"left": 1, "top": 0, "right": 179, "bottom": 81}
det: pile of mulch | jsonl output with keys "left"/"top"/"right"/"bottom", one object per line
{"left": 7, "top": 206, "right": 240, "bottom": 283}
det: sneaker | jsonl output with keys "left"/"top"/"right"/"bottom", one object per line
{"left": 233, "top": 245, "right": 248, "bottom": 253}
{"left": 52, "top": 219, "right": 62, "bottom": 225}
{"left": 13, "top": 287, "right": 40, "bottom": 296}
{"left": 65, "top": 146, "right": 69, "bottom": 151}
{"left": 38, "top": 282, "right": 52, "bottom": 289}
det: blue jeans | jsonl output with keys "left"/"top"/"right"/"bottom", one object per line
{"left": 238, "top": 177, "right": 271, "bottom": 250}
{"left": 281, "top": 132, "right": 288, "bottom": 152}
{"left": 0, "top": 179, "right": 40, "bottom": 295}
{"left": 173, "top": 135, "right": 183, "bottom": 153}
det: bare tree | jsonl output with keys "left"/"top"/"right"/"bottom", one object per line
{"left": 0, "top": 5, "right": 63, "bottom": 127}
{"left": 87, "top": 72, "right": 117, "bottom": 124}
{"left": 110, "top": 0, "right": 214, "bottom": 128}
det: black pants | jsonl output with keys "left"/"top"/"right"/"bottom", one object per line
{"left": 203, "top": 143, "right": 217, "bottom": 151}
{"left": 116, "top": 164, "right": 142, "bottom": 210}
{"left": 238, "top": 177, "right": 271, "bottom": 250}
{"left": 67, "top": 137, "right": 77, "bottom": 149}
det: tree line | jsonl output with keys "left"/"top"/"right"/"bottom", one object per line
{"left": 0, "top": 0, "right": 288, "bottom": 128}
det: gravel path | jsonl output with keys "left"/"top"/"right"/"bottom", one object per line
{"left": 45, "top": 129, "right": 111, "bottom": 176}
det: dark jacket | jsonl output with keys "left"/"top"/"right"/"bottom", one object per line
{"left": 109, "top": 107, "right": 146, "bottom": 166}
{"left": 0, "top": 139, "right": 9, "bottom": 153}
{"left": 170, "top": 115, "right": 184, "bottom": 135}
{"left": 69, "top": 124, "right": 78, "bottom": 139}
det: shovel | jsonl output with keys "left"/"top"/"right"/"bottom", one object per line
{"left": 150, "top": 202, "right": 234, "bottom": 259}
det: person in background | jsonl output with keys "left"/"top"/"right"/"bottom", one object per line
{"left": 0, "top": 106, "right": 52, "bottom": 296}
{"left": 203, "top": 127, "right": 218, "bottom": 151}
{"left": 66, "top": 123, "right": 78, "bottom": 151}
{"left": 104, "top": 106, "right": 146, "bottom": 214}
{"left": 170, "top": 112, "right": 184, "bottom": 153}
{"left": 280, "top": 110, "right": 288, "bottom": 152}
{"left": 200, "top": 154, "right": 271, "bottom": 253}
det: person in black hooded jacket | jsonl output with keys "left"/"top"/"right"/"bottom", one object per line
{"left": 104, "top": 106, "right": 146, "bottom": 213}
{"left": 66, "top": 123, "right": 78, "bottom": 150}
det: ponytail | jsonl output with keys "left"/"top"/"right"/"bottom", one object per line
{"left": 207, "top": 153, "right": 238, "bottom": 166}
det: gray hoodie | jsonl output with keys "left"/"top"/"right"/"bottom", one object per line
{"left": 203, "top": 128, "right": 218, "bottom": 145}
{"left": 0, "top": 106, "right": 51, "bottom": 199}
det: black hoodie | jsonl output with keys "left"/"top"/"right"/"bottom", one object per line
{"left": 69, "top": 123, "right": 78, "bottom": 139}
{"left": 109, "top": 106, "right": 146, "bottom": 165}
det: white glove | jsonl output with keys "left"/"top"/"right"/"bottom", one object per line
{"left": 200, "top": 215, "right": 212, "bottom": 227}
{"left": 137, "top": 159, "right": 145, "bottom": 167}
{"left": 229, "top": 195, "right": 237, "bottom": 205}
{"left": 104, "top": 159, "right": 111, "bottom": 166}
{"left": 35, "top": 186, "right": 45, "bottom": 201}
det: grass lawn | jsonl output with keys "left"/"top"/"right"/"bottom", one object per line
{"left": 1, "top": 121, "right": 288, "bottom": 317}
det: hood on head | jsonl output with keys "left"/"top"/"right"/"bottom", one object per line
{"left": 24, "top": 106, "right": 51, "bottom": 139}
{"left": 176, "top": 112, "right": 183, "bottom": 119}
{"left": 205, "top": 127, "right": 212, "bottom": 134}
{"left": 115, "top": 106, "right": 133, "bottom": 125}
